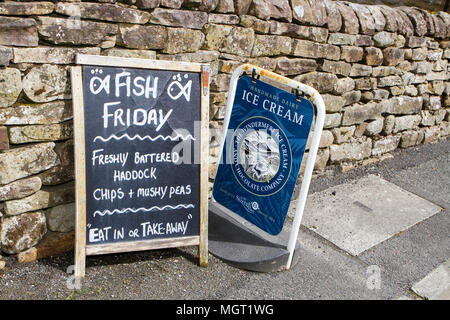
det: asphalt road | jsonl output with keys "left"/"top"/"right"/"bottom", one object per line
{"left": 0, "top": 138, "right": 448, "bottom": 300}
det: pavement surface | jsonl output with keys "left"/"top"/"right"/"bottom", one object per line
{"left": 0, "top": 138, "right": 448, "bottom": 300}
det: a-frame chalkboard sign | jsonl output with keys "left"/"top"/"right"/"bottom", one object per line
{"left": 71, "top": 54, "right": 209, "bottom": 278}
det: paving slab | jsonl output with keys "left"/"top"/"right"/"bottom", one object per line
{"left": 411, "top": 258, "right": 450, "bottom": 300}
{"left": 299, "top": 174, "right": 442, "bottom": 256}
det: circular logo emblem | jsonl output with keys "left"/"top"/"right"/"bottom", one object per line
{"left": 231, "top": 116, "right": 292, "bottom": 196}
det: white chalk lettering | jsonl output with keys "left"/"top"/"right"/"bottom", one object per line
{"left": 92, "top": 149, "right": 128, "bottom": 167}
{"left": 89, "top": 71, "right": 159, "bottom": 99}
{"left": 134, "top": 152, "right": 179, "bottom": 164}
{"left": 89, "top": 227, "right": 111, "bottom": 242}
{"left": 141, "top": 222, "right": 164, "bottom": 237}
{"left": 137, "top": 186, "right": 168, "bottom": 200}
{"left": 113, "top": 168, "right": 157, "bottom": 182}
{"left": 166, "top": 221, "right": 188, "bottom": 235}
{"left": 169, "top": 185, "right": 191, "bottom": 198}
{"left": 115, "top": 71, "right": 131, "bottom": 97}
{"left": 102, "top": 101, "right": 172, "bottom": 131}
{"left": 93, "top": 188, "right": 124, "bottom": 203}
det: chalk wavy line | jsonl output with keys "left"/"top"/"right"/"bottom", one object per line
{"left": 93, "top": 133, "right": 196, "bottom": 143}
{"left": 93, "top": 204, "right": 195, "bottom": 217}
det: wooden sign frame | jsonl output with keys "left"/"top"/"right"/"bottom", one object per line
{"left": 71, "top": 54, "right": 209, "bottom": 278}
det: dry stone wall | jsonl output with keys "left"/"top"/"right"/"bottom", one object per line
{"left": 345, "top": 1, "right": 448, "bottom": 12}
{"left": 0, "top": 0, "right": 449, "bottom": 261}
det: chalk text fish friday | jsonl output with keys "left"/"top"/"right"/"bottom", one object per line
{"left": 91, "top": 72, "right": 172, "bottom": 132}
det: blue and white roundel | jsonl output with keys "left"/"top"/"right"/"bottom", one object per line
{"left": 231, "top": 116, "right": 292, "bottom": 197}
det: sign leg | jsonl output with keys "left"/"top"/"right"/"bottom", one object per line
{"left": 72, "top": 66, "right": 87, "bottom": 278}
{"left": 74, "top": 243, "right": 86, "bottom": 278}
{"left": 199, "top": 64, "right": 210, "bottom": 267}
{"left": 199, "top": 199, "right": 208, "bottom": 267}
{"left": 199, "top": 242, "right": 208, "bottom": 267}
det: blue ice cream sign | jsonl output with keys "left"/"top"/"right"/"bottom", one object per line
{"left": 213, "top": 75, "right": 314, "bottom": 235}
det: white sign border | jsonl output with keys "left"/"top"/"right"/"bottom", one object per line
{"left": 211, "top": 64, "right": 326, "bottom": 269}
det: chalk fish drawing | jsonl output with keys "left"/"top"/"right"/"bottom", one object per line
{"left": 167, "top": 74, "right": 192, "bottom": 101}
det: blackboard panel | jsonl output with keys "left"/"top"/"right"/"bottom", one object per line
{"left": 81, "top": 65, "right": 201, "bottom": 246}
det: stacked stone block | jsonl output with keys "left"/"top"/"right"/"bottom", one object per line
{"left": 0, "top": 0, "right": 449, "bottom": 261}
